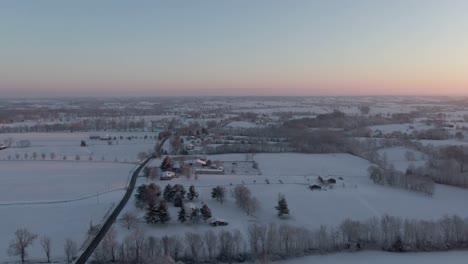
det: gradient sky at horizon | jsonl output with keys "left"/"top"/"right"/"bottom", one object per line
{"left": 1, "top": 0, "right": 468, "bottom": 97}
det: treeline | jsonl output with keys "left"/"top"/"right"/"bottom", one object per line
{"left": 368, "top": 165, "right": 434, "bottom": 196}
{"left": 0, "top": 118, "right": 149, "bottom": 133}
{"left": 88, "top": 214, "right": 468, "bottom": 264}
{"left": 282, "top": 110, "right": 403, "bottom": 130}
{"left": 205, "top": 143, "right": 294, "bottom": 155}
{"left": 409, "top": 145, "right": 468, "bottom": 188}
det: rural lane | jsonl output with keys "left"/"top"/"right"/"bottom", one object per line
{"left": 74, "top": 136, "right": 168, "bottom": 264}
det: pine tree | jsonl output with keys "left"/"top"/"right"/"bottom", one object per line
{"left": 190, "top": 208, "right": 200, "bottom": 223}
{"left": 134, "top": 184, "right": 147, "bottom": 202}
{"left": 200, "top": 204, "right": 212, "bottom": 222}
{"left": 163, "top": 184, "right": 173, "bottom": 201}
{"left": 275, "top": 195, "right": 290, "bottom": 217}
{"left": 156, "top": 201, "right": 171, "bottom": 224}
{"left": 178, "top": 207, "right": 187, "bottom": 223}
{"left": 144, "top": 204, "right": 158, "bottom": 223}
{"left": 172, "top": 184, "right": 186, "bottom": 199}
{"left": 187, "top": 185, "right": 199, "bottom": 201}
{"left": 173, "top": 192, "right": 184, "bottom": 207}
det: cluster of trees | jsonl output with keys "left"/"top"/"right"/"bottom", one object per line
{"left": 7, "top": 228, "right": 77, "bottom": 264}
{"left": 368, "top": 165, "right": 434, "bottom": 196}
{"left": 178, "top": 203, "right": 212, "bottom": 224}
{"left": 206, "top": 143, "right": 294, "bottom": 155}
{"left": 0, "top": 117, "right": 151, "bottom": 133}
{"left": 232, "top": 185, "right": 259, "bottom": 216}
{"left": 134, "top": 183, "right": 162, "bottom": 209}
{"left": 134, "top": 183, "right": 206, "bottom": 225}
{"left": 211, "top": 186, "right": 226, "bottom": 204}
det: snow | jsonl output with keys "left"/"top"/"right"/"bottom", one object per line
{"left": 117, "top": 153, "right": 468, "bottom": 251}
{"left": 225, "top": 121, "right": 259, "bottom": 128}
{"left": 0, "top": 161, "right": 134, "bottom": 203}
{"left": 0, "top": 132, "right": 156, "bottom": 163}
{"left": 377, "top": 146, "right": 427, "bottom": 172}
{"left": 0, "top": 161, "right": 134, "bottom": 263}
{"left": 276, "top": 250, "right": 468, "bottom": 264}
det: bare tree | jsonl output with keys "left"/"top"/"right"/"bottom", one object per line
{"left": 232, "top": 185, "right": 251, "bottom": 211}
{"left": 185, "top": 232, "right": 204, "bottom": 262}
{"left": 232, "top": 185, "right": 259, "bottom": 215}
{"left": 64, "top": 238, "right": 77, "bottom": 263}
{"left": 120, "top": 212, "right": 138, "bottom": 230}
{"left": 145, "top": 236, "right": 162, "bottom": 262}
{"left": 40, "top": 235, "right": 52, "bottom": 263}
{"left": 204, "top": 230, "right": 217, "bottom": 261}
{"left": 219, "top": 230, "right": 234, "bottom": 262}
{"left": 94, "top": 226, "right": 118, "bottom": 263}
{"left": 8, "top": 228, "right": 38, "bottom": 263}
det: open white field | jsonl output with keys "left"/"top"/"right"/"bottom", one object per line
{"left": 276, "top": 250, "right": 468, "bottom": 264}
{"left": 117, "top": 153, "right": 468, "bottom": 247}
{"left": 0, "top": 132, "right": 156, "bottom": 163}
{"left": 377, "top": 146, "right": 427, "bottom": 172}
{"left": 0, "top": 161, "right": 135, "bottom": 263}
{"left": 0, "top": 161, "right": 134, "bottom": 203}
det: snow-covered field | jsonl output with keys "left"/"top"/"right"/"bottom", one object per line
{"left": 0, "top": 132, "right": 156, "bottom": 163}
{"left": 276, "top": 250, "right": 468, "bottom": 264}
{"left": 117, "top": 153, "right": 468, "bottom": 249}
{"left": 225, "top": 121, "right": 259, "bottom": 128}
{"left": 377, "top": 146, "right": 427, "bottom": 172}
{"left": 0, "top": 160, "right": 135, "bottom": 263}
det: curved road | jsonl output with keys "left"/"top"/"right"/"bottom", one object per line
{"left": 74, "top": 137, "right": 168, "bottom": 264}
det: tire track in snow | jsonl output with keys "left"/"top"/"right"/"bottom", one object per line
{"left": 355, "top": 191, "right": 381, "bottom": 217}
{"left": 0, "top": 188, "right": 126, "bottom": 206}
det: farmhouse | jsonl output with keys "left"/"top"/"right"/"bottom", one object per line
{"left": 161, "top": 171, "right": 175, "bottom": 180}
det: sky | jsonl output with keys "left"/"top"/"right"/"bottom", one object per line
{"left": 1, "top": 0, "right": 468, "bottom": 97}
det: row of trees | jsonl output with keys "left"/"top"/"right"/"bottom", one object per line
{"left": 7, "top": 229, "right": 77, "bottom": 264}
{"left": 89, "top": 213, "right": 468, "bottom": 263}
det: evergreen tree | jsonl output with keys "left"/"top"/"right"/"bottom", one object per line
{"left": 134, "top": 184, "right": 147, "bottom": 209}
{"left": 190, "top": 208, "right": 200, "bottom": 223}
{"left": 163, "top": 184, "right": 173, "bottom": 201}
{"left": 275, "top": 195, "right": 290, "bottom": 217}
{"left": 134, "top": 184, "right": 147, "bottom": 202}
{"left": 156, "top": 201, "right": 171, "bottom": 224}
{"left": 178, "top": 207, "right": 187, "bottom": 223}
{"left": 200, "top": 204, "right": 212, "bottom": 222}
{"left": 187, "top": 185, "right": 199, "bottom": 201}
{"left": 172, "top": 184, "right": 186, "bottom": 199}
{"left": 144, "top": 204, "right": 158, "bottom": 223}
{"left": 173, "top": 192, "right": 184, "bottom": 207}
